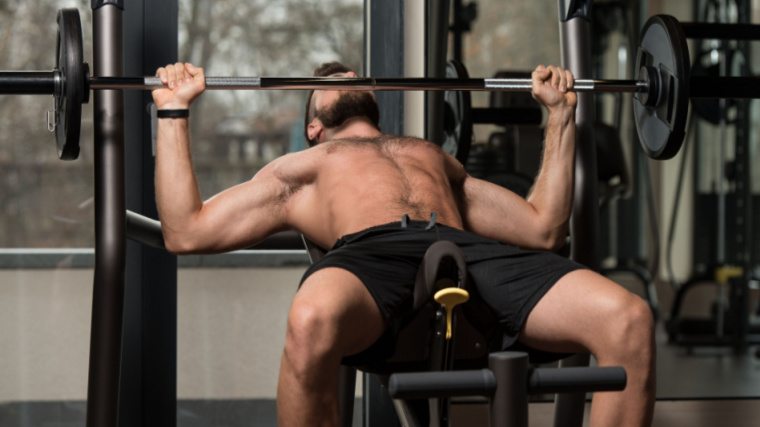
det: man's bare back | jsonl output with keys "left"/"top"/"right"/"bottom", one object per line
{"left": 284, "top": 135, "right": 465, "bottom": 249}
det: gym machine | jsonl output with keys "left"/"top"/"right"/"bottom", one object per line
{"left": 2, "top": 1, "right": 760, "bottom": 426}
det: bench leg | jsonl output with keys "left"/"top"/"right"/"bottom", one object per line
{"left": 489, "top": 352, "right": 529, "bottom": 427}
{"left": 553, "top": 353, "right": 590, "bottom": 427}
{"left": 338, "top": 365, "right": 357, "bottom": 427}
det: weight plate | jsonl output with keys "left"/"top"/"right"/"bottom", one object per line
{"left": 633, "top": 15, "right": 690, "bottom": 160}
{"left": 55, "top": 8, "right": 85, "bottom": 160}
{"left": 442, "top": 60, "right": 472, "bottom": 164}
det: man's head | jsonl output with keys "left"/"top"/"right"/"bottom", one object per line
{"left": 303, "top": 62, "right": 380, "bottom": 147}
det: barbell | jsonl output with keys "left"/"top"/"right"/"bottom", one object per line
{"left": 1, "top": 9, "right": 759, "bottom": 161}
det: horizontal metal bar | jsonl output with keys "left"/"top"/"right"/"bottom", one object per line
{"left": 471, "top": 107, "right": 542, "bottom": 125}
{"left": 0, "top": 71, "right": 56, "bottom": 94}
{"left": 89, "top": 76, "right": 645, "bottom": 92}
{"left": 681, "top": 22, "right": 760, "bottom": 40}
{"left": 689, "top": 76, "right": 760, "bottom": 98}
{"left": 0, "top": 72, "right": 646, "bottom": 94}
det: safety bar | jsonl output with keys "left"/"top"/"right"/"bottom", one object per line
{"left": 125, "top": 210, "right": 164, "bottom": 249}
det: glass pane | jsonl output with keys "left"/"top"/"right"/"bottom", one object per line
{"left": 0, "top": 1, "right": 94, "bottom": 426}
{"left": 175, "top": 1, "right": 364, "bottom": 425}
{"left": 177, "top": 0, "right": 364, "bottom": 199}
{"left": 0, "top": 0, "right": 94, "bottom": 248}
{"left": 458, "top": 0, "right": 561, "bottom": 145}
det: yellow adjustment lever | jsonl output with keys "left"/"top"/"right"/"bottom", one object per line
{"left": 434, "top": 288, "right": 470, "bottom": 340}
{"left": 715, "top": 265, "right": 743, "bottom": 285}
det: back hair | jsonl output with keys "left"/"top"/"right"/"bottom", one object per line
{"left": 304, "top": 61, "right": 354, "bottom": 147}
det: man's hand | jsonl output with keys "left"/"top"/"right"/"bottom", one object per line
{"left": 531, "top": 65, "right": 577, "bottom": 113}
{"left": 152, "top": 62, "right": 206, "bottom": 110}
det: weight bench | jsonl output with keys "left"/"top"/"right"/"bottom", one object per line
{"left": 301, "top": 237, "right": 627, "bottom": 427}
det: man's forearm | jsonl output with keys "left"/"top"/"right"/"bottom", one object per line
{"left": 154, "top": 117, "right": 204, "bottom": 248}
{"left": 526, "top": 106, "right": 576, "bottom": 246}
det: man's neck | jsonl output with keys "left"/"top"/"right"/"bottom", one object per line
{"left": 323, "top": 117, "right": 382, "bottom": 142}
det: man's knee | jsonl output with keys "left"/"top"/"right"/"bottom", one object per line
{"left": 605, "top": 295, "right": 655, "bottom": 361}
{"left": 284, "top": 297, "right": 340, "bottom": 370}
{"left": 283, "top": 270, "right": 386, "bottom": 376}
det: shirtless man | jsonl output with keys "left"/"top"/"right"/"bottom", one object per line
{"left": 151, "top": 61, "right": 655, "bottom": 427}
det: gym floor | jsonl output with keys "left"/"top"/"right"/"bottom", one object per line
{"left": 654, "top": 325, "right": 760, "bottom": 399}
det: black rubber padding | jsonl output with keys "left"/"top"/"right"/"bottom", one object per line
{"left": 388, "top": 369, "right": 497, "bottom": 399}
{"left": 528, "top": 366, "right": 627, "bottom": 394}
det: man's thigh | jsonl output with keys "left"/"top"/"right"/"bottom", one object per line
{"left": 294, "top": 267, "right": 388, "bottom": 357}
{"left": 517, "top": 269, "right": 648, "bottom": 355}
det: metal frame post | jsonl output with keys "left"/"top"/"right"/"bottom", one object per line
{"left": 86, "top": 2, "right": 126, "bottom": 427}
{"left": 425, "top": 0, "right": 450, "bottom": 146}
{"left": 364, "top": 2, "right": 406, "bottom": 425}
{"left": 119, "top": 2, "right": 179, "bottom": 426}
{"left": 489, "top": 352, "right": 529, "bottom": 427}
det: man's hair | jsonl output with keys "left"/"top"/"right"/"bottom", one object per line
{"left": 303, "top": 61, "right": 354, "bottom": 147}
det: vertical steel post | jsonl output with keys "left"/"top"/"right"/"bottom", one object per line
{"left": 86, "top": 2, "right": 126, "bottom": 427}
{"left": 733, "top": 0, "right": 752, "bottom": 353}
{"left": 425, "top": 0, "right": 450, "bottom": 146}
{"left": 555, "top": 1, "right": 597, "bottom": 426}
{"left": 489, "top": 352, "right": 529, "bottom": 427}
{"left": 364, "top": 2, "right": 406, "bottom": 425}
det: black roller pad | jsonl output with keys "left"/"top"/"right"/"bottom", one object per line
{"left": 55, "top": 8, "right": 86, "bottom": 160}
{"left": 633, "top": 15, "right": 690, "bottom": 160}
{"left": 442, "top": 60, "right": 472, "bottom": 165}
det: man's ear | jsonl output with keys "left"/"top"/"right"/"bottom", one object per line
{"left": 307, "top": 120, "right": 324, "bottom": 143}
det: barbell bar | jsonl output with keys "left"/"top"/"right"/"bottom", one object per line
{"left": 1, "top": 8, "right": 760, "bottom": 162}
{"left": 2, "top": 70, "right": 754, "bottom": 96}
{"left": 0, "top": 71, "right": 648, "bottom": 94}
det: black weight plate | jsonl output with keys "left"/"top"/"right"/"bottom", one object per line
{"left": 633, "top": 15, "right": 690, "bottom": 160}
{"left": 442, "top": 60, "right": 472, "bottom": 164}
{"left": 56, "top": 8, "right": 84, "bottom": 160}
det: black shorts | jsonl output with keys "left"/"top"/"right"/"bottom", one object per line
{"left": 300, "top": 219, "right": 584, "bottom": 362}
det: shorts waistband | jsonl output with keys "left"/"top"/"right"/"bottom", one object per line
{"left": 331, "top": 214, "right": 452, "bottom": 250}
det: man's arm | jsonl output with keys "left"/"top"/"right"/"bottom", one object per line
{"left": 455, "top": 65, "right": 576, "bottom": 250}
{"left": 152, "top": 63, "right": 299, "bottom": 254}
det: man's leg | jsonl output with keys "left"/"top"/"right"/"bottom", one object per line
{"left": 519, "top": 269, "right": 656, "bottom": 427}
{"left": 278, "top": 267, "right": 387, "bottom": 427}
